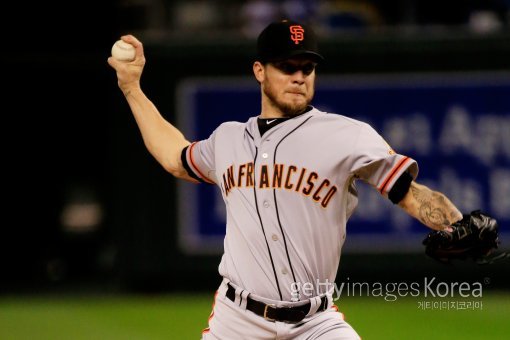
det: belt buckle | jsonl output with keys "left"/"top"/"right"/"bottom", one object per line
{"left": 263, "top": 304, "right": 276, "bottom": 322}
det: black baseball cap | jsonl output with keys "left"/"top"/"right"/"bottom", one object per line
{"left": 256, "top": 20, "right": 324, "bottom": 64}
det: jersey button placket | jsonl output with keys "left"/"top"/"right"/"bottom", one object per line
{"left": 257, "top": 144, "right": 287, "bottom": 291}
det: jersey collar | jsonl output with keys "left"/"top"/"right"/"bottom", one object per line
{"left": 246, "top": 106, "right": 321, "bottom": 147}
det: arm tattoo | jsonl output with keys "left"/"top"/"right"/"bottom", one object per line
{"left": 410, "top": 186, "right": 456, "bottom": 229}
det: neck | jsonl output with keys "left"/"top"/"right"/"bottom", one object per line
{"left": 260, "top": 95, "right": 285, "bottom": 118}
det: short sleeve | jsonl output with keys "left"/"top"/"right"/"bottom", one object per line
{"left": 350, "top": 124, "right": 418, "bottom": 197}
{"left": 182, "top": 129, "right": 218, "bottom": 184}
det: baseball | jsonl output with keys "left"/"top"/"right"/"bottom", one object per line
{"left": 111, "top": 40, "right": 136, "bottom": 61}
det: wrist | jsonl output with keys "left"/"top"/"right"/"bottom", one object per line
{"left": 121, "top": 84, "right": 142, "bottom": 98}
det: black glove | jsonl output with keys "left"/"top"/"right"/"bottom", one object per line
{"left": 422, "top": 210, "right": 501, "bottom": 264}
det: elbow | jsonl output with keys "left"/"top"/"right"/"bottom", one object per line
{"left": 160, "top": 150, "right": 190, "bottom": 180}
{"left": 163, "top": 163, "right": 186, "bottom": 179}
{"left": 159, "top": 155, "right": 184, "bottom": 178}
{"left": 163, "top": 163, "right": 200, "bottom": 183}
{"left": 146, "top": 143, "right": 189, "bottom": 178}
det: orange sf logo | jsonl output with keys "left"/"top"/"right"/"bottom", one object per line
{"left": 289, "top": 25, "right": 304, "bottom": 44}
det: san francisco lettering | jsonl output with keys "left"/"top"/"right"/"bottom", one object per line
{"left": 222, "top": 163, "right": 337, "bottom": 208}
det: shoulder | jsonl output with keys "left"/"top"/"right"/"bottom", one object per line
{"left": 213, "top": 120, "right": 250, "bottom": 133}
{"left": 216, "top": 121, "right": 246, "bottom": 130}
{"left": 309, "top": 108, "right": 371, "bottom": 130}
{"left": 210, "top": 120, "right": 252, "bottom": 140}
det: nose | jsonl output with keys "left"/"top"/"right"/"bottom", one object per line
{"left": 291, "top": 70, "right": 306, "bottom": 84}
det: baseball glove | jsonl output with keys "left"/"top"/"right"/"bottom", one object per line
{"left": 422, "top": 210, "right": 501, "bottom": 264}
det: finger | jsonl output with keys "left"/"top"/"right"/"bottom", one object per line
{"left": 121, "top": 34, "right": 141, "bottom": 45}
{"left": 107, "top": 56, "right": 121, "bottom": 68}
{"left": 121, "top": 34, "right": 144, "bottom": 59}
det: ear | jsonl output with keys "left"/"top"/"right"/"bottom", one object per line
{"left": 253, "top": 61, "right": 265, "bottom": 83}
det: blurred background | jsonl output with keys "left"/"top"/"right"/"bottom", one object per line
{"left": 2, "top": 1, "right": 510, "bottom": 339}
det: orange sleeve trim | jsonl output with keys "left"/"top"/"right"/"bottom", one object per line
{"left": 189, "top": 142, "right": 215, "bottom": 184}
{"left": 378, "top": 156, "right": 410, "bottom": 194}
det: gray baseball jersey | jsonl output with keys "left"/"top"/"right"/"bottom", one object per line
{"left": 183, "top": 107, "right": 418, "bottom": 302}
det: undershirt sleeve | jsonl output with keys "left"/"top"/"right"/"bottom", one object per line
{"left": 388, "top": 171, "right": 413, "bottom": 204}
{"left": 180, "top": 146, "right": 203, "bottom": 182}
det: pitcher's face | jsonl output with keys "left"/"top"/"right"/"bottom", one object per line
{"left": 256, "top": 57, "right": 316, "bottom": 117}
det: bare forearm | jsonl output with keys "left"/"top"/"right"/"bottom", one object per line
{"left": 399, "top": 181, "right": 462, "bottom": 230}
{"left": 124, "top": 87, "right": 190, "bottom": 175}
{"left": 107, "top": 36, "right": 194, "bottom": 179}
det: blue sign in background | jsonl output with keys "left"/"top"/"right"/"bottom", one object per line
{"left": 176, "top": 73, "right": 510, "bottom": 254}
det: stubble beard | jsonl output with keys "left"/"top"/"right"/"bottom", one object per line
{"left": 263, "top": 82, "right": 314, "bottom": 118}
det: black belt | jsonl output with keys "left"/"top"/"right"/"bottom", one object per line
{"left": 226, "top": 283, "right": 328, "bottom": 323}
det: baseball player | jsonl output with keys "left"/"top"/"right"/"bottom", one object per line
{"left": 108, "top": 20, "right": 464, "bottom": 339}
